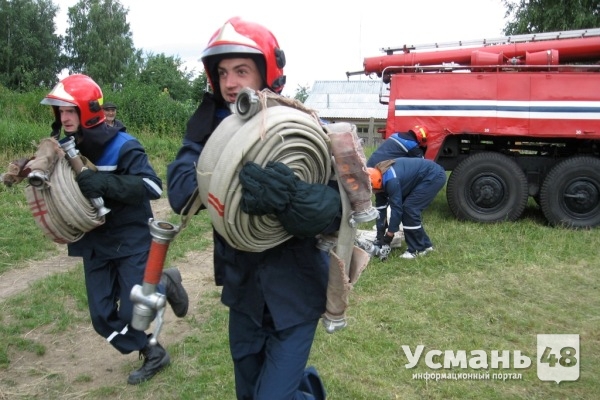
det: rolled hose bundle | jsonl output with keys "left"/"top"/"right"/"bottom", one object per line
{"left": 25, "top": 157, "right": 104, "bottom": 244}
{"left": 196, "top": 104, "right": 332, "bottom": 252}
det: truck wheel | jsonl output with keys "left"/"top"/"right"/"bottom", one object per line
{"left": 447, "top": 152, "right": 528, "bottom": 222}
{"left": 539, "top": 156, "right": 600, "bottom": 228}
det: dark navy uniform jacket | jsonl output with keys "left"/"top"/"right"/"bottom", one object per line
{"left": 110, "top": 119, "right": 126, "bottom": 131}
{"left": 68, "top": 131, "right": 163, "bottom": 260}
{"left": 367, "top": 132, "right": 423, "bottom": 167}
{"left": 167, "top": 94, "right": 329, "bottom": 331}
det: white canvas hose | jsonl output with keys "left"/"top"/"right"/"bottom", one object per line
{"left": 24, "top": 139, "right": 104, "bottom": 244}
{"left": 197, "top": 104, "right": 332, "bottom": 252}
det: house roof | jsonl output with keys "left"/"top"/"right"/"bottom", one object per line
{"left": 304, "top": 80, "right": 388, "bottom": 121}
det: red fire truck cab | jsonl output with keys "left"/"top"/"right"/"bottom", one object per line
{"left": 353, "top": 28, "right": 600, "bottom": 228}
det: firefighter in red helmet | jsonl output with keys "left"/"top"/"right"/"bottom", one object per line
{"left": 167, "top": 17, "right": 331, "bottom": 399}
{"left": 367, "top": 124, "right": 429, "bottom": 167}
{"left": 41, "top": 74, "right": 189, "bottom": 385}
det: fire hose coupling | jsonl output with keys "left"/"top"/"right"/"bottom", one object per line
{"left": 234, "top": 87, "right": 261, "bottom": 120}
{"left": 377, "top": 244, "right": 391, "bottom": 261}
{"left": 148, "top": 218, "right": 180, "bottom": 242}
{"left": 59, "top": 136, "right": 111, "bottom": 217}
{"left": 321, "top": 316, "right": 348, "bottom": 334}
{"left": 130, "top": 285, "right": 166, "bottom": 316}
{"left": 130, "top": 219, "right": 180, "bottom": 335}
{"left": 27, "top": 170, "right": 49, "bottom": 188}
{"left": 316, "top": 234, "right": 337, "bottom": 252}
{"left": 355, "top": 237, "right": 391, "bottom": 261}
{"left": 351, "top": 207, "right": 379, "bottom": 224}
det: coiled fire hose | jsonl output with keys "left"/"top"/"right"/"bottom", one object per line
{"left": 21, "top": 138, "right": 105, "bottom": 244}
{"left": 195, "top": 88, "right": 376, "bottom": 333}
{"left": 196, "top": 89, "right": 332, "bottom": 252}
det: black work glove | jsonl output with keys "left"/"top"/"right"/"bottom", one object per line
{"left": 77, "top": 169, "right": 108, "bottom": 198}
{"left": 239, "top": 161, "right": 297, "bottom": 215}
{"left": 277, "top": 179, "right": 341, "bottom": 238}
{"left": 77, "top": 169, "right": 145, "bottom": 205}
{"left": 239, "top": 161, "right": 342, "bottom": 238}
{"left": 382, "top": 233, "right": 394, "bottom": 246}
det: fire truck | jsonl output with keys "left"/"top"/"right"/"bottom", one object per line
{"left": 350, "top": 28, "right": 600, "bottom": 228}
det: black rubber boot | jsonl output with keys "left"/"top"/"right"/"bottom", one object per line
{"left": 160, "top": 268, "right": 189, "bottom": 317}
{"left": 127, "top": 342, "right": 171, "bottom": 385}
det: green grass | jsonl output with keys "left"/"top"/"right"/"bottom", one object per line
{"left": 1, "top": 123, "right": 599, "bottom": 399}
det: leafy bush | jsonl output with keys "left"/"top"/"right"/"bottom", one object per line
{"left": 0, "top": 119, "right": 48, "bottom": 154}
{"left": 102, "top": 84, "right": 197, "bottom": 136}
{"left": 0, "top": 86, "right": 52, "bottom": 126}
{"left": 0, "top": 83, "right": 198, "bottom": 140}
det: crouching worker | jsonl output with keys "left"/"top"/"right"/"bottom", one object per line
{"left": 41, "top": 74, "right": 189, "bottom": 385}
{"left": 368, "top": 157, "right": 446, "bottom": 259}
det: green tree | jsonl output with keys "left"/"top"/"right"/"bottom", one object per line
{"left": 190, "top": 70, "right": 208, "bottom": 103}
{"left": 503, "top": 0, "right": 600, "bottom": 35}
{"left": 63, "top": 0, "right": 135, "bottom": 86}
{"left": 294, "top": 84, "right": 310, "bottom": 103}
{"left": 137, "top": 52, "right": 194, "bottom": 101}
{"left": 0, "top": 0, "right": 62, "bottom": 90}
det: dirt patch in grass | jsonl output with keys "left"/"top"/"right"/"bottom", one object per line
{"left": 0, "top": 198, "right": 218, "bottom": 399}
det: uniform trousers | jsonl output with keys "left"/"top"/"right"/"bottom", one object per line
{"left": 402, "top": 170, "right": 447, "bottom": 252}
{"left": 83, "top": 251, "right": 162, "bottom": 354}
{"left": 229, "top": 307, "right": 320, "bottom": 400}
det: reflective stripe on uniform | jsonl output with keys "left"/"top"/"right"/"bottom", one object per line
{"left": 106, "top": 325, "right": 129, "bottom": 343}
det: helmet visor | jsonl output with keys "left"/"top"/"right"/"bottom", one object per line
{"left": 40, "top": 98, "right": 77, "bottom": 107}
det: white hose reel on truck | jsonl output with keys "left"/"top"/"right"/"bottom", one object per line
{"left": 195, "top": 88, "right": 377, "bottom": 333}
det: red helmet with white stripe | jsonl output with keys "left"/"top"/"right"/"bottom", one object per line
{"left": 200, "top": 17, "right": 286, "bottom": 97}
{"left": 41, "top": 74, "right": 105, "bottom": 129}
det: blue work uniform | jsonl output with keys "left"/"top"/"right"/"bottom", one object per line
{"left": 367, "top": 132, "right": 424, "bottom": 167}
{"left": 167, "top": 93, "right": 329, "bottom": 400}
{"left": 375, "top": 157, "right": 446, "bottom": 253}
{"left": 68, "top": 130, "right": 163, "bottom": 354}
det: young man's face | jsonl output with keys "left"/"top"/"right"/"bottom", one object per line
{"left": 58, "top": 106, "right": 80, "bottom": 134}
{"left": 217, "top": 57, "right": 264, "bottom": 103}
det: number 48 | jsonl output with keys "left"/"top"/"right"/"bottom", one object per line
{"left": 540, "top": 346, "right": 578, "bottom": 367}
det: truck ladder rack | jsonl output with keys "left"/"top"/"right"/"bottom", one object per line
{"left": 382, "top": 28, "right": 600, "bottom": 55}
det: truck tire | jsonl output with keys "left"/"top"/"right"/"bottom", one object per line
{"left": 539, "top": 156, "right": 600, "bottom": 228}
{"left": 446, "top": 152, "right": 528, "bottom": 222}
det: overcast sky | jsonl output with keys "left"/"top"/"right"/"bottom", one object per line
{"left": 54, "top": 0, "right": 508, "bottom": 96}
